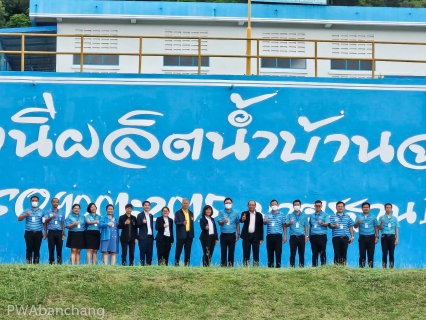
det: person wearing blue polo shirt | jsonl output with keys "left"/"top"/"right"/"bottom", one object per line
{"left": 217, "top": 197, "right": 241, "bottom": 267}
{"left": 43, "top": 198, "right": 66, "bottom": 264}
{"left": 309, "top": 200, "right": 330, "bottom": 267}
{"left": 378, "top": 203, "right": 399, "bottom": 268}
{"left": 85, "top": 203, "right": 102, "bottom": 265}
{"left": 17, "top": 195, "right": 45, "bottom": 264}
{"left": 65, "top": 203, "right": 87, "bottom": 265}
{"left": 285, "top": 199, "right": 309, "bottom": 268}
{"left": 329, "top": 201, "right": 355, "bottom": 265}
{"left": 354, "top": 202, "right": 378, "bottom": 268}
{"left": 264, "top": 199, "right": 286, "bottom": 268}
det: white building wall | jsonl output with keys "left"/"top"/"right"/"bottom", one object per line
{"left": 56, "top": 21, "right": 426, "bottom": 78}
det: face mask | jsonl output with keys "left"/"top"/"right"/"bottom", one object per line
{"left": 271, "top": 205, "right": 278, "bottom": 211}
{"left": 225, "top": 204, "right": 232, "bottom": 209}
{"left": 293, "top": 206, "right": 300, "bottom": 211}
{"left": 31, "top": 201, "right": 39, "bottom": 208}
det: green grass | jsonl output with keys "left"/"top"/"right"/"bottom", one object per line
{"left": 0, "top": 265, "right": 425, "bottom": 319}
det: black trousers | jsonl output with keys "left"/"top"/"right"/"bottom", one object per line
{"left": 47, "top": 230, "right": 63, "bottom": 264}
{"left": 220, "top": 233, "right": 236, "bottom": 267}
{"left": 156, "top": 236, "right": 173, "bottom": 266}
{"left": 175, "top": 232, "right": 193, "bottom": 266}
{"left": 381, "top": 234, "right": 396, "bottom": 268}
{"left": 24, "top": 231, "right": 43, "bottom": 264}
{"left": 267, "top": 234, "right": 283, "bottom": 268}
{"left": 243, "top": 233, "right": 260, "bottom": 266}
{"left": 359, "top": 235, "right": 375, "bottom": 268}
{"left": 201, "top": 235, "right": 216, "bottom": 267}
{"left": 290, "top": 235, "right": 305, "bottom": 267}
{"left": 121, "top": 240, "right": 135, "bottom": 266}
{"left": 310, "top": 234, "right": 327, "bottom": 267}
{"left": 332, "top": 236, "right": 349, "bottom": 265}
{"left": 139, "top": 236, "right": 154, "bottom": 266}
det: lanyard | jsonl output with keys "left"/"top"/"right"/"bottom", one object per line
{"left": 295, "top": 214, "right": 301, "bottom": 222}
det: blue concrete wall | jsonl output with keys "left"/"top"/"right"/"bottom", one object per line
{"left": 0, "top": 72, "right": 425, "bottom": 267}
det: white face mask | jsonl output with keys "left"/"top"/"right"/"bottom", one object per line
{"left": 225, "top": 204, "right": 232, "bottom": 210}
{"left": 271, "top": 205, "right": 278, "bottom": 211}
{"left": 293, "top": 206, "right": 301, "bottom": 211}
{"left": 31, "top": 201, "right": 39, "bottom": 208}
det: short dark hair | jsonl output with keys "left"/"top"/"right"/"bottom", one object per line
{"left": 224, "top": 197, "right": 233, "bottom": 204}
{"left": 125, "top": 203, "right": 133, "bottom": 209}
{"left": 247, "top": 200, "right": 256, "bottom": 206}
{"left": 270, "top": 199, "right": 278, "bottom": 205}
{"left": 293, "top": 199, "right": 301, "bottom": 205}
{"left": 336, "top": 201, "right": 345, "bottom": 207}
{"left": 51, "top": 197, "right": 59, "bottom": 203}
{"left": 315, "top": 200, "right": 322, "bottom": 205}
{"left": 142, "top": 201, "right": 151, "bottom": 206}
{"left": 72, "top": 203, "right": 80, "bottom": 209}
{"left": 202, "top": 205, "right": 214, "bottom": 217}
{"left": 87, "top": 203, "right": 97, "bottom": 213}
{"left": 162, "top": 206, "right": 170, "bottom": 213}
{"left": 30, "top": 196, "right": 39, "bottom": 201}
{"left": 384, "top": 203, "right": 393, "bottom": 208}
{"left": 361, "top": 202, "right": 370, "bottom": 208}
{"left": 106, "top": 204, "right": 114, "bottom": 211}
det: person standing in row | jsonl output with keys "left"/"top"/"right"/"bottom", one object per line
{"left": 118, "top": 204, "right": 138, "bottom": 266}
{"left": 286, "top": 200, "right": 309, "bottom": 268}
{"left": 43, "top": 197, "right": 65, "bottom": 265}
{"left": 240, "top": 200, "right": 264, "bottom": 267}
{"left": 264, "top": 199, "right": 286, "bottom": 268}
{"left": 18, "top": 196, "right": 44, "bottom": 264}
{"left": 379, "top": 203, "right": 399, "bottom": 268}
{"left": 199, "top": 205, "right": 219, "bottom": 267}
{"left": 99, "top": 204, "right": 119, "bottom": 265}
{"left": 85, "top": 203, "right": 102, "bottom": 265}
{"left": 217, "top": 197, "right": 240, "bottom": 267}
{"left": 137, "top": 201, "right": 155, "bottom": 266}
{"left": 330, "top": 201, "right": 354, "bottom": 265}
{"left": 65, "top": 203, "right": 86, "bottom": 265}
{"left": 174, "top": 199, "right": 194, "bottom": 266}
{"left": 309, "top": 200, "right": 329, "bottom": 267}
{"left": 354, "top": 202, "right": 378, "bottom": 268}
{"left": 155, "top": 207, "right": 174, "bottom": 266}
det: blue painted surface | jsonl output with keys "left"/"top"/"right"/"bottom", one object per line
{"left": 0, "top": 72, "right": 425, "bottom": 267}
{"left": 30, "top": 0, "right": 426, "bottom": 24}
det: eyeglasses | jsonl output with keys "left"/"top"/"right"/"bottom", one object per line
{"left": 315, "top": 205, "right": 322, "bottom": 207}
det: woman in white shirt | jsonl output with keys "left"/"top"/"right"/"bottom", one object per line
{"left": 199, "top": 205, "right": 219, "bottom": 267}
{"left": 155, "top": 207, "right": 174, "bottom": 266}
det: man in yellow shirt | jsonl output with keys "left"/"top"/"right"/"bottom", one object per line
{"left": 174, "top": 198, "right": 195, "bottom": 266}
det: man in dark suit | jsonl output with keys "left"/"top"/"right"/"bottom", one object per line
{"left": 240, "top": 200, "right": 264, "bottom": 267}
{"left": 118, "top": 203, "right": 138, "bottom": 266}
{"left": 174, "top": 198, "right": 195, "bottom": 266}
{"left": 136, "top": 200, "right": 154, "bottom": 266}
{"left": 155, "top": 207, "right": 174, "bottom": 266}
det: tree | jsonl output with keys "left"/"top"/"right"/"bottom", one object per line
{"left": 5, "top": 10, "right": 30, "bottom": 27}
{"left": 0, "top": 1, "right": 6, "bottom": 28}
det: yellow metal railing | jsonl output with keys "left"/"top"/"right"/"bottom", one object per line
{"left": 1, "top": 33, "right": 426, "bottom": 78}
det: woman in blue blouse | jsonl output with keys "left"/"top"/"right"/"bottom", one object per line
{"left": 85, "top": 203, "right": 102, "bottom": 265}
{"left": 99, "top": 204, "right": 119, "bottom": 265}
{"left": 65, "top": 204, "right": 86, "bottom": 265}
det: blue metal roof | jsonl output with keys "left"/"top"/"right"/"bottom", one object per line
{"left": 29, "top": 0, "right": 426, "bottom": 25}
{"left": 0, "top": 26, "right": 57, "bottom": 72}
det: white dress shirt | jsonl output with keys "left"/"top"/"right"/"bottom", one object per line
{"left": 248, "top": 211, "right": 256, "bottom": 233}
{"left": 163, "top": 216, "right": 170, "bottom": 237}
{"left": 145, "top": 212, "right": 152, "bottom": 235}
{"left": 206, "top": 217, "right": 214, "bottom": 235}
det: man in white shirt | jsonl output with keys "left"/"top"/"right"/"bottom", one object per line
{"left": 137, "top": 201, "right": 155, "bottom": 266}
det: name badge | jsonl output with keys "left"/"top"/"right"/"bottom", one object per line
{"left": 54, "top": 221, "right": 58, "bottom": 225}
{"left": 295, "top": 222, "right": 300, "bottom": 228}
{"left": 314, "top": 224, "right": 317, "bottom": 228}
{"left": 388, "top": 223, "right": 391, "bottom": 228}
{"left": 31, "top": 217, "right": 35, "bottom": 222}
{"left": 339, "top": 225, "right": 343, "bottom": 229}
{"left": 77, "top": 224, "right": 81, "bottom": 228}
{"left": 50, "top": 213, "right": 53, "bottom": 217}
{"left": 364, "top": 223, "right": 368, "bottom": 228}
{"left": 94, "top": 224, "right": 98, "bottom": 227}
{"left": 226, "top": 222, "right": 230, "bottom": 226}
{"left": 271, "top": 222, "right": 275, "bottom": 227}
